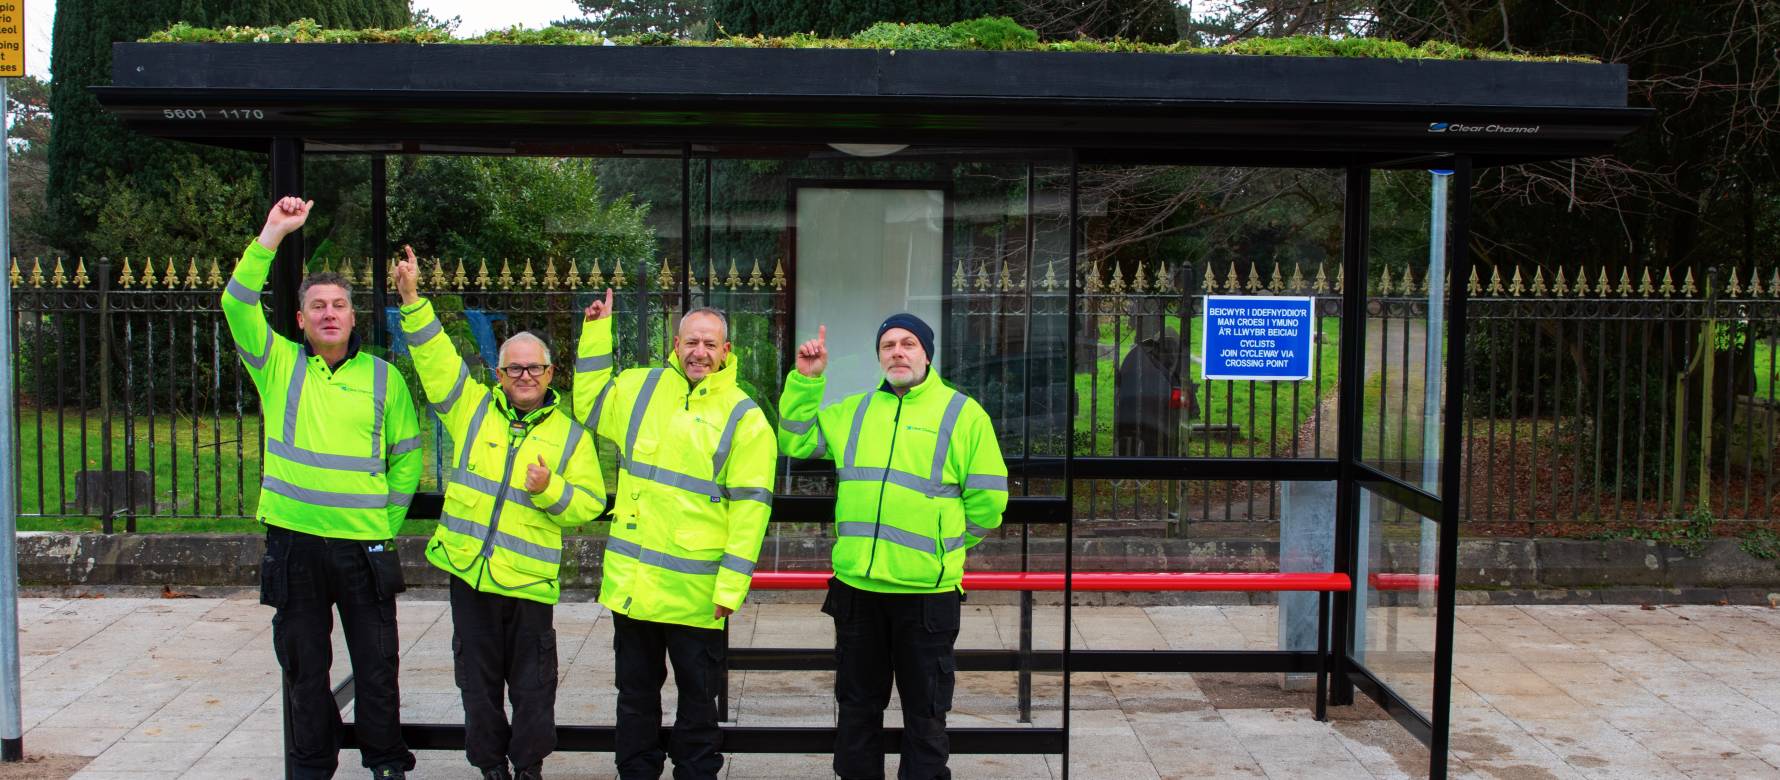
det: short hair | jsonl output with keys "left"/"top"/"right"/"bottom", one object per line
{"left": 678, "top": 307, "right": 729, "bottom": 342}
{"left": 298, "top": 271, "right": 353, "bottom": 304}
{"left": 498, "top": 331, "right": 553, "bottom": 367}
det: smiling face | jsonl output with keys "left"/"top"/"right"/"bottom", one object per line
{"left": 878, "top": 327, "right": 929, "bottom": 389}
{"left": 295, "top": 283, "right": 356, "bottom": 353}
{"left": 497, "top": 336, "right": 554, "bottom": 412}
{"left": 674, "top": 311, "right": 730, "bottom": 384}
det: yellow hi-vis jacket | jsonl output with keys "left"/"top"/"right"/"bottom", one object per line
{"left": 574, "top": 316, "right": 775, "bottom": 629}
{"left": 401, "top": 298, "right": 606, "bottom": 605}
{"left": 778, "top": 367, "right": 1008, "bottom": 594}
{"left": 222, "top": 240, "right": 421, "bottom": 540}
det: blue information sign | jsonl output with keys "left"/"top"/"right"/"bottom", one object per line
{"left": 1201, "top": 295, "right": 1316, "bottom": 381}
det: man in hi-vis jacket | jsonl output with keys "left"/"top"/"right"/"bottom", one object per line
{"left": 778, "top": 313, "right": 1009, "bottom": 780}
{"left": 575, "top": 290, "right": 776, "bottom": 780}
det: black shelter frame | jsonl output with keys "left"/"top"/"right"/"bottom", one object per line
{"left": 95, "top": 42, "right": 1647, "bottom": 779}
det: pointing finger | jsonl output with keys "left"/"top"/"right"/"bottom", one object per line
{"left": 816, "top": 324, "right": 826, "bottom": 344}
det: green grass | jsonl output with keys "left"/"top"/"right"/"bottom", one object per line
{"left": 1073, "top": 315, "right": 1343, "bottom": 455}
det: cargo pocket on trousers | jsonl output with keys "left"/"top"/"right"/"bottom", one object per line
{"left": 364, "top": 540, "right": 407, "bottom": 600}
{"left": 538, "top": 629, "right": 559, "bottom": 690}
{"left": 451, "top": 633, "right": 468, "bottom": 691}
{"left": 258, "top": 535, "right": 289, "bottom": 608}
{"left": 928, "top": 655, "right": 956, "bottom": 717}
{"left": 921, "top": 590, "right": 961, "bottom": 634}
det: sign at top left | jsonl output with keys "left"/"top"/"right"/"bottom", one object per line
{"left": 0, "top": 0, "right": 21, "bottom": 78}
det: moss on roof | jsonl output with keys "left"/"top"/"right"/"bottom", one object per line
{"left": 141, "top": 17, "right": 1595, "bottom": 64}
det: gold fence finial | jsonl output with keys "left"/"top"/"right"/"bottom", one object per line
{"left": 1108, "top": 262, "right": 1126, "bottom": 295}
{"left": 1084, "top": 260, "right": 1103, "bottom": 294}
{"left": 952, "top": 260, "right": 968, "bottom": 292}
{"left": 498, "top": 258, "right": 515, "bottom": 289}
{"left": 1681, "top": 267, "right": 1697, "bottom": 297}
{"left": 1379, "top": 265, "right": 1394, "bottom": 296}
{"left": 520, "top": 259, "right": 537, "bottom": 289}
{"left": 655, "top": 259, "right": 673, "bottom": 291}
{"left": 747, "top": 259, "right": 764, "bottom": 290}
{"left": 772, "top": 258, "right": 787, "bottom": 291}
{"left": 1335, "top": 264, "right": 1344, "bottom": 295}
{"left": 1638, "top": 267, "right": 1655, "bottom": 296}
{"left": 1659, "top": 267, "right": 1675, "bottom": 297}
{"left": 706, "top": 259, "right": 718, "bottom": 292}
{"left": 1243, "top": 263, "right": 1262, "bottom": 293}
{"left": 1290, "top": 263, "right": 1306, "bottom": 292}
{"left": 726, "top": 259, "right": 741, "bottom": 290}
{"left": 1315, "top": 264, "right": 1330, "bottom": 294}
{"left": 1484, "top": 266, "right": 1502, "bottom": 296}
{"left": 611, "top": 259, "right": 628, "bottom": 289}
{"left": 184, "top": 258, "right": 201, "bottom": 289}
{"left": 1269, "top": 263, "right": 1286, "bottom": 293}
{"left": 1223, "top": 262, "right": 1239, "bottom": 294}
{"left": 450, "top": 259, "right": 468, "bottom": 290}
{"left": 1595, "top": 267, "right": 1610, "bottom": 297}
{"left": 1041, "top": 260, "right": 1060, "bottom": 292}
{"left": 1726, "top": 267, "right": 1742, "bottom": 298}
{"left": 7, "top": 258, "right": 19, "bottom": 288}
{"left": 1749, "top": 268, "right": 1764, "bottom": 297}
{"left": 50, "top": 258, "right": 67, "bottom": 288}
{"left": 140, "top": 257, "right": 157, "bottom": 289}
{"left": 1531, "top": 267, "right": 1547, "bottom": 296}
{"left": 588, "top": 259, "right": 605, "bottom": 289}
{"left": 1770, "top": 269, "right": 1780, "bottom": 297}
{"left": 1157, "top": 261, "right": 1174, "bottom": 294}
{"left": 564, "top": 258, "right": 582, "bottom": 290}
{"left": 160, "top": 256, "right": 178, "bottom": 289}
{"left": 976, "top": 260, "right": 993, "bottom": 292}
{"left": 1131, "top": 261, "right": 1148, "bottom": 293}
{"left": 1002, "top": 260, "right": 1018, "bottom": 293}
{"left": 78, "top": 258, "right": 95, "bottom": 288}
{"left": 543, "top": 258, "right": 559, "bottom": 290}
{"left": 1508, "top": 266, "right": 1524, "bottom": 297}
{"left": 119, "top": 257, "right": 136, "bottom": 288}
{"left": 475, "top": 259, "right": 492, "bottom": 290}
{"left": 1551, "top": 266, "right": 1568, "bottom": 296}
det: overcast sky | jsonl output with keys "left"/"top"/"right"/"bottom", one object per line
{"left": 22, "top": 1, "right": 587, "bottom": 80}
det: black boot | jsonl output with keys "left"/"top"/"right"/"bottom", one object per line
{"left": 481, "top": 766, "right": 514, "bottom": 780}
{"left": 513, "top": 764, "right": 543, "bottom": 780}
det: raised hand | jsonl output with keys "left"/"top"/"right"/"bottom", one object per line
{"left": 394, "top": 245, "right": 421, "bottom": 305}
{"left": 258, "top": 196, "right": 314, "bottom": 250}
{"left": 795, "top": 324, "right": 828, "bottom": 378}
{"left": 584, "top": 288, "right": 615, "bottom": 321}
{"left": 525, "top": 454, "right": 551, "bottom": 493}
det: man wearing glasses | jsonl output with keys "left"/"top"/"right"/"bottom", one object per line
{"left": 574, "top": 289, "right": 776, "bottom": 780}
{"left": 394, "top": 248, "right": 607, "bottom": 780}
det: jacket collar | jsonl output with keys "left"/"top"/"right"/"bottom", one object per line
{"left": 494, "top": 387, "right": 560, "bottom": 427}
{"left": 667, "top": 349, "right": 739, "bottom": 397}
{"left": 303, "top": 331, "right": 362, "bottom": 373}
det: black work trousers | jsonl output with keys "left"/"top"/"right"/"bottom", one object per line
{"left": 450, "top": 577, "right": 560, "bottom": 774}
{"left": 611, "top": 612, "right": 726, "bottom": 780}
{"left": 261, "top": 525, "right": 413, "bottom": 779}
{"left": 823, "top": 578, "right": 961, "bottom": 780}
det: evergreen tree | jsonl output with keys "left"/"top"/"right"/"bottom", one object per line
{"left": 46, "top": 0, "right": 409, "bottom": 256}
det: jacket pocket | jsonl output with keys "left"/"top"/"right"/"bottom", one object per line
{"left": 673, "top": 520, "right": 727, "bottom": 552}
{"left": 364, "top": 540, "right": 406, "bottom": 600}
{"left": 258, "top": 533, "right": 289, "bottom": 608}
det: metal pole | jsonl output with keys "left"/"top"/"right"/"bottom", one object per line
{"left": 0, "top": 75, "right": 23, "bottom": 763}
{"left": 370, "top": 154, "right": 388, "bottom": 349}
{"left": 1429, "top": 157, "right": 1474, "bottom": 780}
{"left": 270, "top": 138, "right": 304, "bottom": 340}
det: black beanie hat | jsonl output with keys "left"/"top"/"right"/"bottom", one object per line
{"left": 876, "top": 312, "right": 935, "bottom": 362}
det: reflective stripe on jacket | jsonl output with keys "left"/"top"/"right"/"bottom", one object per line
{"left": 575, "top": 316, "right": 775, "bottom": 629}
{"left": 778, "top": 367, "right": 1008, "bottom": 594}
{"left": 221, "top": 240, "right": 421, "bottom": 540}
{"left": 403, "top": 298, "right": 606, "bottom": 605}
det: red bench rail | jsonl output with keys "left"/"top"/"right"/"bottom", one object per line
{"left": 750, "top": 571, "right": 1352, "bottom": 592}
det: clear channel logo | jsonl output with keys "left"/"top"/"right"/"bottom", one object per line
{"left": 1428, "top": 121, "right": 1541, "bottom": 135}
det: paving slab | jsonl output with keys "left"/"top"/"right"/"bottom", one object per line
{"left": 0, "top": 598, "right": 1770, "bottom": 779}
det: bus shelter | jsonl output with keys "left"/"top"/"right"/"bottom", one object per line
{"left": 94, "top": 40, "right": 1647, "bottom": 778}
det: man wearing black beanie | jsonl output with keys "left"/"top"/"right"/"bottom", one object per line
{"left": 777, "top": 312, "right": 1010, "bottom": 780}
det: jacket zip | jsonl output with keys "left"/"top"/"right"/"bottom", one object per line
{"left": 866, "top": 392, "right": 903, "bottom": 580}
{"left": 477, "top": 442, "right": 524, "bottom": 561}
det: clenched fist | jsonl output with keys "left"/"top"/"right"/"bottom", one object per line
{"left": 258, "top": 196, "right": 313, "bottom": 251}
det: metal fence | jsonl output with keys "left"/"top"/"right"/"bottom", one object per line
{"left": 10, "top": 255, "right": 1779, "bottom": 532}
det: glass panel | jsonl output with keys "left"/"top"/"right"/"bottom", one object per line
{"left": 1364, "top": 168, "right": 1453, "bottom": 493}
{"left": 1353, "top": 487, "right": 1440, "bottom": 720}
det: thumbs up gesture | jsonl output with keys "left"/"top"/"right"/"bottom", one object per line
{"left": 795, "top": 324, "right": 828, "bottom": 378}
{"left": 525, "top": 454, "right": 551, "bottom": 494}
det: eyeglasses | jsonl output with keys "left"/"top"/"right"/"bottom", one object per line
{"left": 498, "top": 364, "right": 550, "bottom": 379}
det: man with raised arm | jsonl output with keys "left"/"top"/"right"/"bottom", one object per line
{"left": 393, "top": 247, "right": 607, "bottom": 780}
{"left": 777, "top": 314, "right": 1009, "bottom": 780}
{"left": 574, "top": 290, "right": 776, "bottom": 780}
{"left": 223, "top": 197, "right": 422, "bottom": 780}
